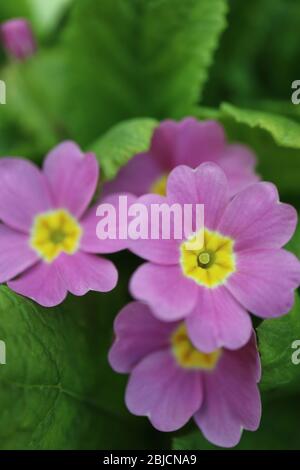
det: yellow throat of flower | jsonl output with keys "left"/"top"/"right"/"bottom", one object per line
{"left": 180, "top": 228, "right": 236, "bottom": 288}
{"left": 150, "top": 174, "right": 168, "bottom": 196}
{"left": 30, "top": 209, "right": 82, "bottom": 263}
{"left": 171, "top": 323, "right": 221, "bottom": 370}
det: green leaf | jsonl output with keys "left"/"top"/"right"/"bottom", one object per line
{"left": 202, "top": 0, "right": 300, "bottom": 107}
{"left": 257, "top": 293, "right": 300, "bottom": 391}
{"left": 0, "top": 0, "right": 30, "bottom": 22}
{"left": 173, "top": 393, "right": 300, "bottom": 450}
{"left": 221, "top": 103, "right": 300, "bottom": 149}
{"left": 286, "top": 217, "right": 300, "bottom": 259}
{"left": 28, "top": 0, "right": 74, "bottom": 35}
{"left": 0, "top": 261, "right": 161, "bottom": 449}
{"left": 62, "top": 0, "right": 228, "bottom": 145}
{"left": 206, "top": 103, "right": 300, "bottom": 198}
{"left": 91, "top": 118, "right": 158, "bottom": 181}
{"left": 1, "top": 50, "right": 68, "bottom": 160}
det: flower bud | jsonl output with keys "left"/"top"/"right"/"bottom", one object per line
{"left": 0, "top": 18, "right": 36, "bottom": 61}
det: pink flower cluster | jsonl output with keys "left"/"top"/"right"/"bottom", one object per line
{"left": 0, "top": 118, "right": 299, "bottom": 447}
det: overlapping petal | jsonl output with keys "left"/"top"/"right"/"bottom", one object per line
{"left": 8, "top": 262, "right": 67, "bottom": 307}
{"left": 194, "top": 336, "right": 261, "bottom": 447}
{"left": 43, "top": 141, "right": 98, "bottom": 218}
{"left": 56, "top": 251, "right": 118, "bottom": 296}
{"left": 218, "top": 182, "right": 297, "bottom": 251}
{"left": 0, "top": 224, "right": 38, "bottom": 283}
{"left": 167, "top": 163, "right": 229, "bottom": 231}
{"left": 130, "top": 263, "right": 199, "bottom": 321}
{"left": 227, "top": 249, "right": 300, "bottom": 318}
{"left": 109, "top": 301, "right": 176, "bottom": 373}
{"left": 0, "top": 158, "right": 53, "bottom": 232}
{"left": 126, "top": 350, "right": 203, "bottom": 432}
{"left": 186, "top": 286, "right": 252, "bottom": 353}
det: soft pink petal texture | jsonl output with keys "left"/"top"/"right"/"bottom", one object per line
{"left": 186, "top": 286, "right": 252, "bottom": 353}
{"left": 217, "top": 144, "right": 259, "bottom": 196}
{"left": 0, "top": 158, "right": 53, "bottom": 232}
{"left": 128, "top": 193, "right": 180, "bottom": 264}
{"left": 8, "top": 262, "right": 67, "bottom": 307}
{"left": 167, "top": 163, "right": 229, "bottom": 231}
{"left": 102, "top": 152, "right": 162, "bottom": 197}
{"left": 1, "top": 19, "right": 36, "bottom": 60}
{"left": 195, "top": 335, "right": 261, "bottom": 448}
{"left": 169, "top": 119, "right": 226, "bottom": 168}
{"left": 227, "top": 249, "right": 300, "bottom": 318}
{"left": 218, "top": 182, "right": 297, "bottom": 251}
{"left": 102, "top": 118, "right": 258, "bottom": 198}
{"left": 56, "top": 251, "right": 118, "bottom": 295}
{"left": 80, "top": 193, "right": 136, "bottom": 254}
{"left": 43, "top": 141, "right": 98, "bottom": 218}
{"left": 150, "top": 120, "right": 182, "bottom": 170}
{"left": 0, "top": 224, "right": 38, "bottom": 283}
{"left": 130, "top": 263, "right": 198, "bottom": 321}
{"left": 126, "top": 350, "right": 203, "bottom": 432}
{"left": 109, "top": 301, "right": 176, "bottom": 373}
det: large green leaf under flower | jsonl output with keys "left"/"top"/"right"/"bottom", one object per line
{"left": 0, "top": 260, "right": 161, "bottom": 449}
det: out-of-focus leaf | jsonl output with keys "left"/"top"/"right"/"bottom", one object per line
{"left": 28, "top": 0, "right": 73, "bottom": 35}
{"left": 0, "top": 1, "right": 30, "bottom": 22}
{"left": 203, "top": 0, "right": 300, "bottom": 106}
{"left": 221, "top": 103, "right": 300, "bottom": 149}
{"left": 257, "top": 294, "right": 300, "bottom": 391}
{"left": 91, "top": 118, "right": 157, "bottom": 181}
{"left": 195, "top": 103, "right": 300, "bottom": 199}
{"left": 61, "top": 0, "right": 228, "bottom": 145}
{"left": 0, "top": 260, "right": 161, "bottom": 449}
{"left": 1, "top": 49, "right": 68, "bottom": 160}
{"left": 286, "top": 218, "right": 300, "bottom": 259}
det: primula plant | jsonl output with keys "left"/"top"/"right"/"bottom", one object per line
{"left": 0, "top": 0, "right": 300, "bottom": 453}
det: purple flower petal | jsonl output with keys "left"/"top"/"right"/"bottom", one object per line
{"left": 0, "top": 224, "right": 38, "bottom": 283}
{"left": 128, "top": 193, "right": 181, "bottom": 264}
{"left": 227, "top": 249, "right": 300, "bottom": 318}
{"left": 167, "top": 163, "right": 229, "bottom": 231}
{"left": 186, "top": 286, "right": 252, "bottom": 353}
{"left": 43, "top": 141, "right": 98, "bottom": 218}
{"left": 8, "top": 262, "right": 67, "bottom": 307}
{"left": 109, "top": 301, "right": 176, "bottom": 373}
{"left": 56, "top": 251, "right": 118, "bottom": 295}
{"left": 195, "top": 336, "right": 261, "bottom": 447}
{"left": 102, "top": 118, "right": 258, "bottom": 198}
{"left": 126, "top": 349, "right": 203, "bottom": 432}
{"left": 80, "top": 193, "right": 136, "bottom": 254}
{"left": 218, "top": 182, "right": 297, "bottom": 251}
{"left": 170, "top": 118, "right": 225, "bottom": 167}
{"left": 102, "top": 152, "right": 162, "bottom": 197}
{"left": 0, "top": 158, "right": 53, "bottom": 232}
{"left": 217, "top": 144, "right": 259, "bottom": 196}
{"left": 130, "top": 263, "right": 198, "bottom": 321}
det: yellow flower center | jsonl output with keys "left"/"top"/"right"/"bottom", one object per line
{"left": 30, "top": 209, "right": 82, "bottom": 263}
{"left": 180, "top": 228, "right": 236, "bottom": 288}
{"left": 150, "top": 174, "right": 168, "bottom": 196}
{"left": 171, "top": 323, "right": 221, "bottom": 370}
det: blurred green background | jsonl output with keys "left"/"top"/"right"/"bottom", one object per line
{"left": 0, "top": 0, "right": 300, "bottom": 450}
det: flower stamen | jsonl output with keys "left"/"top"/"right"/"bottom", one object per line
{"left": 171, "top": 323, "right": 221, "bottom": 370}
{"left": 30, "top": 209, "right": 82, "bottom": 263}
